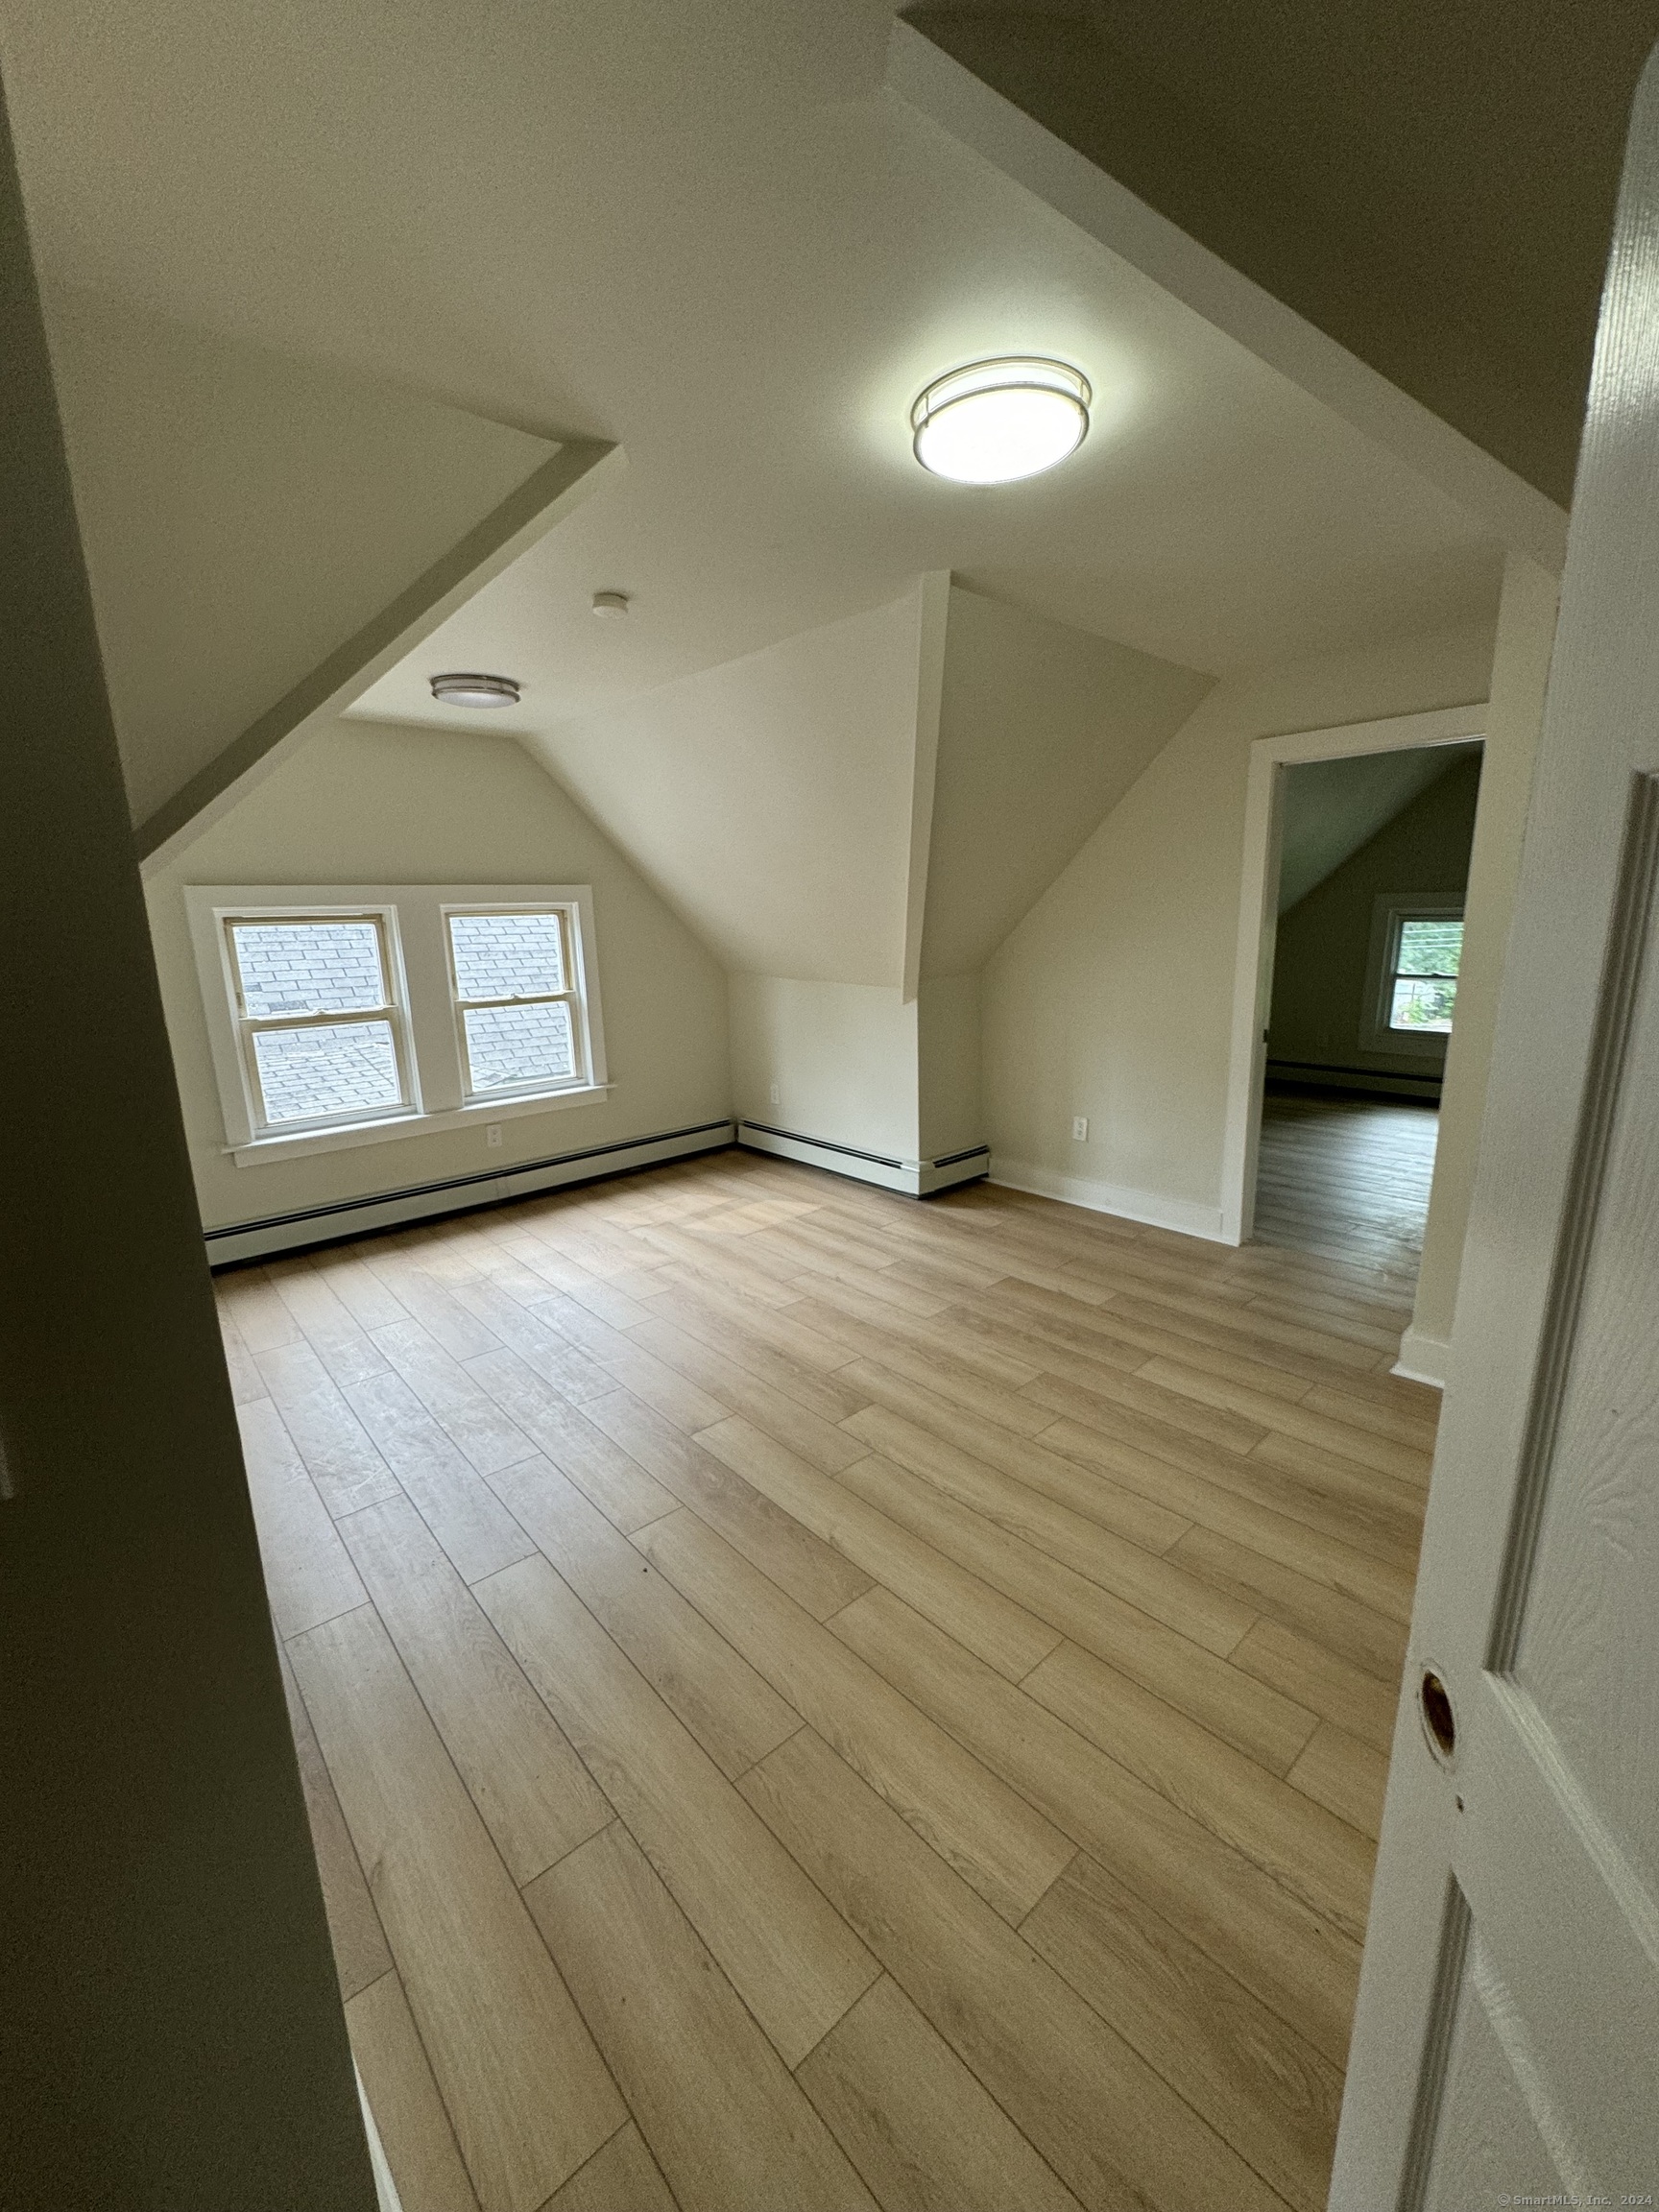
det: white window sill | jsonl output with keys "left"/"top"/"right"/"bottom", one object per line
{"left": 226, "top": 1083, "right": 613, "bottom": 1166}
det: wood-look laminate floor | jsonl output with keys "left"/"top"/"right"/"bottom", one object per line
{"left": 1252, "top": 1086, "right": 1441, "bottom": 1290}
{"left": 221, "top": 1148, "right": 1436, "bottom": 2212}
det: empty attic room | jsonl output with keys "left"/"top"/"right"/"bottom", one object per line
{"left": 7, "top": 5, "right": 1659, "bottom": 2212}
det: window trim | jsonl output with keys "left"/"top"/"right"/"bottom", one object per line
{"left": 1359, "top": 894, "right": 1464, "bottom": 1059}
{"left": 185, "top": 883, "right": 610, "bottom": 1164}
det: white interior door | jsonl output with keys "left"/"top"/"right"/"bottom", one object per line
{"left": 1331, "top": 43, "right": 1659, "bottom": 2206}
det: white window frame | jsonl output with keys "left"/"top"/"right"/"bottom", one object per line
{"left": 1359, "top": 893, "right": 1465, "bottom": 1057}
{"left": 445, "top": 902, "right": 588, "bottom": 1103}
{"left": 221, "top": 904, "right": 419, "bottom": 1139}
{"left": 185, "top": 883, "right": 610, "bottom": 1165}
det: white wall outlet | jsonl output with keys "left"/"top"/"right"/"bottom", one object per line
{"left": 1072, "top": 1115, "right": 1089, "bottom": 1142}
{"left": 769, "top": 1083, "right": 780, "bottom": 1107}
{"left": 486, "top": 1123, "right": 503, "bottom": 1149}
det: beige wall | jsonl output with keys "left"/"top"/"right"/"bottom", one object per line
{"left": 1405, "top": 552, "right": 1560, "bottom": 1377}
{"left": 149, "top": 718, "right": 730, "bottom": 1234}
{"left": 1269, "top": 753, "right": 1482, "bottom": 1091}
{"left": 729, "top": 975, "right": 921, "bottom": 1161}
{"left": 982, "top": 619, "right": 1497, "bottom": 1234}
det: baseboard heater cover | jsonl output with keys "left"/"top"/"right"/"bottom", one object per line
{"left": 736, "top": 1119, "right": 990, "bottom": 1197}
{"left": 204, "top": 1118, "right": 735, "bottom": 1265}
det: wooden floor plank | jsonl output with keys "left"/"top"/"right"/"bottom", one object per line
{"left": 348, "top": 1970, "right": 482, "bottom": 2212}
{"left": 635, "top": 1506, "right": 1075, "bottom": 1924}
{"left": 478, "top": 1553, "right": 878, "bottom": 2066}
{"left": 290, "top": 1604, "right": 624, "bottom": 2212}
{"left": 526, "top": 1823, "right": 878, "bottom": 2212}
{"left": 228, "top": 1153, "right": 1433, "bottom": 2212}
{"left": 740, "top": 1728, "right": 1286, "bottom": 2212}
{"left": 485, "top": 1452, "right": 799, "bottom": 1778}
{"left": 254, "top": 1339, "right": 402, "bottom": 1519}
{"left": 337, "top": 1493, "right": 613, "bottom": 1884}
{"left": 1230, "top": 1617, "right": 1400, "bottom": 1755}
{"left": 1022, "top": 1641, "right": 1375, "bottom": 1939}
{"left": 797, "top": 1975, "right": 1086, "bottom": 2212}
{"left": 239, "top": 1397, "right": 368, "bottom": 1638}
{"left": 1022, "top": 1853, "right": 1342, "bottom": 2212}
{"left": 343, "top": 1367, "right": 538, "bottom": 1584}
{"left": 279, "top": 1646, "right": 391, "bottom": 2001}
{"left": 838, "top": 1451, "right": 1312, "bottom": 1770}
{"left": 700, "top": 1415, "right": 1061, "bottom": 1682}
{"left": 1286, "top": 1722, "right": 1391, "bottom": 1841}
{"left": 542, "top": 2125, "right": 678, "bottom": 2212}
{"left": 466, "top": 1348, "right": 677, "bottom": 1532}
{"left": 583, "top": 1387, "right": 873, "bottom": 1620}
{"left": 832, "top": 1588, "right": 1360, "bottom": 2066}
{"left": 629, "top": 1312, "right": 869, "bottom": 1470}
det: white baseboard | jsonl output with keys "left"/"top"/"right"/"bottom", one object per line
{"left": 737, "top": 1120, "right": 989, "bottom": 1197}
{"left": 1392, "top": 1325, "right": 1450, "bottom": 1388}
{"left": 356, "top": 2066, "right": 403, "bottom": 2212}
{"left": 204, "top": 1119, "right": 734, "bottom": 1265}
{"left": 989, "top": 1157, "right": 1227, "bottom": 1242}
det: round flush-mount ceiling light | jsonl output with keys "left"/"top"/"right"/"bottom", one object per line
{"left": 429, "top": 672, "right": 520, "bottom": 709}
{"left": 911, "top": 356, "right": 1092, "bottom": 485}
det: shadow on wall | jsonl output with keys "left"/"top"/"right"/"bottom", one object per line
{"left": 1267, "top": 747, "right": 1483, "bottom": 1098}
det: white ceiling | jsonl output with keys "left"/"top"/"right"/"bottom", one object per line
{"left": 3, "top": 0, "right": 1507, "bottom": 773}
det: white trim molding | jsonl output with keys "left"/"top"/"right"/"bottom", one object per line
{"left": 1392, "top": 1325, "right": 1451, "bottom": 1389}
{"left": 990, "top": 1157, "right": 1226, "bottom": 1242}
{"left": 1218, "top": 705, "right": 1488, "bottom": 1245}
{"left": 204, "top": 1119, "right": 733, "bottom": 1266}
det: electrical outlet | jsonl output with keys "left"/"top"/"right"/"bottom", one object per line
{"left": 486, "top": 1123, "right": 503, "bottom": 1149}
{"left": 1072, "top": 1115, "right": 1089, "bottom": 1142}
{"left": 769, "top": 1083, "right": 780, "bottom": 1107}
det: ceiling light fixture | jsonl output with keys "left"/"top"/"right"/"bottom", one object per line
{"left": 911, "top": 356, "right": 1091, "bottom": 485}
{"left": 429, "top": 672, "right": 521, "bottom": 709}
{"left": 591, "top": 590, "right": 631, "bottom": 619}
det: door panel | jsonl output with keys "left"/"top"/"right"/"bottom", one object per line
{"left": 1331, "top": 39, "right": 1659, "bottom": 2206}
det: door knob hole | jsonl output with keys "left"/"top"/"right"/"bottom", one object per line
{"left": 1420, "top": 1669, "right": 1456, "bottom": 1761}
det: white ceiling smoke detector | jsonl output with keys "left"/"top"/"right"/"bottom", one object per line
{"left": 591, "top": 590, "right": 631, "bottom": 619}
{"left": 428, "top": 672, "right": 521, "bottom": 709}
{"left": 911, "top": 357, "right": 1091, "bottom": 485}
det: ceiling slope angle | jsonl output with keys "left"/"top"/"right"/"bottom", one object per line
{"left": 918, "top": 583, "right": 1214, "bottom": 977}
{"left": 889, "top": 7, "right": 1576, "bottom": 569}
{"left": 1276, "top": 741, "right": 1482, "bottom": 913}
{"left": 517, "top": 589, "right": 930, "bottom": 987}
{"left": 39, "top": 285, "right": 614, "bottom": 863}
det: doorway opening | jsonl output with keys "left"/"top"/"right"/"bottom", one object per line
{"left": 1218, "top": 709, "right": 1486, "bottom": 1286}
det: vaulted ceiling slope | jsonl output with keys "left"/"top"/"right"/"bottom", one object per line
{"left": 1277, "top": 743, "right": 1483, "bottom": 915}
{"left": 465, "top": 577, "right": 1212, "bottom": 993}
{"left": 42, "top": 286, "right": 560, "bottom": 832}
{"left": 902, "top": 0, "right": 1659, "bottom": 506}
{"left": 921, "top": 585, "right": 1212, "bottom": 976}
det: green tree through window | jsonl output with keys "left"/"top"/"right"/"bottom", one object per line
{"left": 1390, "top": 918, "right": 1462, "bottom": 1032}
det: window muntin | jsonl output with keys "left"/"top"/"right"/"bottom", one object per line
{"left": 1387, "top": 916, "right": 1463, "bottom": 1034}
{"left": 225, "top": 913, "right": 413, "bottom": 1132}
{"left": 445, "top": 905, "right": 587, "bottom": 1099}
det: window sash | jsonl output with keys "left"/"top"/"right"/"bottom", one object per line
{"left": 445, "top": 905, "right": 589, "bottom": 1099}
{"left": 224, "top": 911, "right": 415, "bottom": 1134}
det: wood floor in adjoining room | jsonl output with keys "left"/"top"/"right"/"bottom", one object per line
{"left": 1253, "top": 1085, "right": 1441, "bottom": 1289}
{"left": 220, "top": 1148, "right": 1436, "bottom": 2212}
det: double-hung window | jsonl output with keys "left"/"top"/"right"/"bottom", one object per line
{"left": 447, "top": 908, "right": 586, "bottom": 1099}
{"left": 188, "top": 884, "right": 608, "bottom": 1161}
{"left": 224, "top": 911, "right": 413, "bottom": 1136}
{"left": 1362, "top": 896, "right": 1464, "bottom": 1054}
